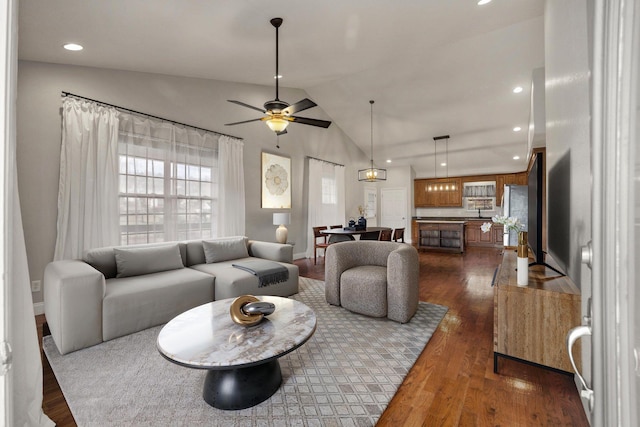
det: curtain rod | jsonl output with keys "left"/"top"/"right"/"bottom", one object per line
{"left": 306, "top": 156, "right": 344, "bottom": 168}
{"left": 61, "top": 91, "right": 243, "bottom": 141}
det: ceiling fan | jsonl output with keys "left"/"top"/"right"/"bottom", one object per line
{"left": 225, "top": 18, "right": 332, "bottom": 135}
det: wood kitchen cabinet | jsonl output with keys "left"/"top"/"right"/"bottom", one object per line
{"left": 493, "top": 251, "right": 581, "bottom": 373}
{"left": 464, "top": 221, "right": 503, "bottom": 247}
{"left": 411, "top": 219, "right": 418, "bottom": 244}
{"left": 495, "top": 172, "right": 527, "bottom": 206}
{"left": 414, "top": 178, "right": 462, "bottom": 207}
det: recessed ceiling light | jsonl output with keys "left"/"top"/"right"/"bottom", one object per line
{"left": 63, "top": 43, "right": 83, "bottom": 51}
{"left": 274, "top": 74, "right": 283, "bottom": 79}
{"left": 513, "top": 126, "right": 522, "bottom": 132}
{"left": 440, "top": 162, "right": 447, "bottom": 167}
{"left": 513, "top": 86, "right": 523, "bottom": 94}
{"left": 386, "top": 159, "right": 392, "bottom": 163}
{"left": 513, "top": 156, "right": 520, "bottom": 160}
{"left": 478, "top": 0, "right": 492, "bottom": 5}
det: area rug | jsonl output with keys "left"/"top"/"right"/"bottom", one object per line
{"left": 43, "top": 277, "right": 448, "bottom": 426}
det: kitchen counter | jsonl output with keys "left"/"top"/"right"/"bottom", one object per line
{"left": 413, "top": 216, "right": 493, "bottom": 222}
{"left": 415, "top": 219, "right": 466, "bottom": 224}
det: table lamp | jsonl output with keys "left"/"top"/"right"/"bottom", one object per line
{"left": 273, "top": 213, "right": 291, "bottom": 244}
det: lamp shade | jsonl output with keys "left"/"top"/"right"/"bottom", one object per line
{"left": 273, "top": 213, "right": 290, "bottom": 226}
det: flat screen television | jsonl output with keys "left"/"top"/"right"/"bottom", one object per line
{"left": 527, "top": 152, "right": 543, "bottom": 263}
{"left": 527, "top": 152, "right": 564, "bottom": 275}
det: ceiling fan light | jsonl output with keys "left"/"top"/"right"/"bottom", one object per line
{"left": 266, "top": 117, "right": 289, "bottom": 133}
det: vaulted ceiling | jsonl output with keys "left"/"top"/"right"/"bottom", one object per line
{"left": 18, "top": 0, "right": 545, "bottom": 177}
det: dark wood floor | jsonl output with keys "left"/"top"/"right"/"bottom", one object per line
{"left": 37, "top": 247, "right": 589, "bottom": 426}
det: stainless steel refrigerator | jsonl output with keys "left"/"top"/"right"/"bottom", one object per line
{"left": 502, "top": 184, "right": 528, "bottom": 246}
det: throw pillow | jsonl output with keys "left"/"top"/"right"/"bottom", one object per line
{"left": 114, "top": 244, "right": 184, "bottom": 278}
{"left": 203, "top": 236, "right": 249, "bottom": 263}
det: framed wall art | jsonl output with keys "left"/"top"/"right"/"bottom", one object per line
{"left": 261, "top": 152, "right": 291, "bottom": 209}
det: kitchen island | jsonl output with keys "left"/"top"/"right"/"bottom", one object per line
{"left": 412, "top": 217, "right": 505, "bottom": 252}
{"left": 415, "top": 219, "right": 465, "bottom": 253}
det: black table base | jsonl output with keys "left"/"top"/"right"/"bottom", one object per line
{"left": 203, "top": 359, "right": 282, "bottom": 410}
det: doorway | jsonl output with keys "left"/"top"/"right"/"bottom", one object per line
{"left": 380, "top": 188, "right": 408, "bottom": 238}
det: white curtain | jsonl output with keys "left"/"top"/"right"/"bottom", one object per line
{"left": 217, "top": 136, "right": 245, "bottom": 236}
{"left": 8, "top": 182, "right": 54, "bottom": 427}
{"left": 54, "top": 97, "right": 120, "bottom": 260}
{"left": 2, "top": 0, "right": 53, "bottom": 420}
{"left": 306, "top": 158, "right": 346, "bottom": 258}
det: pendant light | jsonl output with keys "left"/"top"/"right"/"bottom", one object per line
{"left": 358, "top": 100, "right": 387, "bottom": 181}
{"left": 432, "top": 135, "right": 455, "bottom": 191}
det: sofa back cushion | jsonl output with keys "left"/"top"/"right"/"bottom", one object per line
{"left": 113, "top": 244, "right": 184, "bottom": 278}
{"left": 84, "top": 242, "right": 187, "bottom": 279}
{"left": 202, "top": 236, "right": 249, "bottom": 263}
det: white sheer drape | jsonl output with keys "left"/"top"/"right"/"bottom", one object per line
{"left": 54, "top": 97, "right": 120, "bottom": 260}
{"left": 2, "top": 2, "right": 53, "bottom": 420}
{"left": 8, "top": 183, "right": 54, "bottom": 426}
{"left": 217, "top": 136, "right": 245, "bottom": 236}
{"left": 306, "top": 158, "right": 346, "bottom": 258}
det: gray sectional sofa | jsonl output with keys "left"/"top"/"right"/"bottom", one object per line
{"left": 44, "top": 236, "right": 298, "bottom": 355}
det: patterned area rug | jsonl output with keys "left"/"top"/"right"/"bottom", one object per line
{"left": 43, "top": 277, "right": 447, "bottom": 426}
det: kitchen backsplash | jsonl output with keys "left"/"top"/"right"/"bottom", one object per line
{"left": 415, "top": 205, "right": 503, "bottom": 218}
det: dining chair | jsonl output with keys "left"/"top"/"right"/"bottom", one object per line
{"left": 360, "top": 230, "right": 381, "bottom": 240}
{"left": 327, "top": 225, "right": 353, "bottom": 243}
{"left": 379, "top": 229, "right": 392, "bottom": 241}
{"left": 392, "top": 228, "right": 405, "bottom": 243}
{"left": 312, "top": 226, "right": 329, "bottom": 264}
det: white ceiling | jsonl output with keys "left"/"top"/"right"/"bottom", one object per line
{"left": 18, "top": 0, "right": 545, "bottom": 177}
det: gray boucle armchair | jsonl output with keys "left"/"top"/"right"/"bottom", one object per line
{"left": 325, "top": 241, "right": 419, "bottom": 323}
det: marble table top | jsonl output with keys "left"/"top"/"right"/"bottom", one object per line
{"left": 157, "top": 296, "right": 316, "bottom": 369}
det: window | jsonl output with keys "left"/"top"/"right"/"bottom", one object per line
{"left": 118, "top": 121, "right": 218, "bottom": 245}
{"left": 321, "top": 177, "right": 337, "bottom": 205}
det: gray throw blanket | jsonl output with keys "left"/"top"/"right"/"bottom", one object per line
{"left": 232, "top": 259, "right": 289, "bottom": 288}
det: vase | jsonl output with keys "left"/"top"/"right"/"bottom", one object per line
{"left": 357, "top": 216, "right": 367, "bottom": 230}
{"left": 517, "top": 231, "right": 529, "bottom": 286}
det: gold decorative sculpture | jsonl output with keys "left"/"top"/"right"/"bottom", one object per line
{"left": 230, "top": 295, "right": 276, "bottom": 327}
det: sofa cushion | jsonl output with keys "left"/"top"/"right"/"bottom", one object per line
{"left": 114, "top": 244, "right": 184, "bottom": 278}
{"left": 102, "top": 268, "right": 215, "bottom": 341}
{"left": 191, "top": 257, "right": 299, "bottom": 300}
{"left": 202, "top": 236, "right": 248, "bottom": 263}
{"left": 340, "top": 265, "right": 388, "bottom": 318}
{"left": 84, "top": 242, "right": 188, "bottom": 279}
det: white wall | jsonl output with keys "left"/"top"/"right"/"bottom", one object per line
{"left": 544, "top": 0, "right": 592, "bottom": 289}
{"left": 17, "top": 61, "right": 370, "bottom": 304}
{"left": 544, "top": 0, "right": 594, "bottom": 399}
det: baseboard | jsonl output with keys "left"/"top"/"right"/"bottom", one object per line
{"left": 33, "top": 302, "right": 45, "bottom": 316}
{"left": 293, "top": 251, "right": 307, "bottom": 260}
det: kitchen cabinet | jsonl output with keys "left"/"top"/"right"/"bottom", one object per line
{"left": 417, "top": 221, "right": 464, "bottom": 252}
{"left": 465, "top": 220, "right": 503, "bottom": 247}
{"left": 495, "top": 172, "right": 527, "bottom": 206}
{"left": 414, "top": 178, "right": 462, "bottom": 207}
{"left": 411, "top": 219, "right": 419, "bottom": 244}
{"left": 493, "top": 251, "right": 581, "bottom": 373}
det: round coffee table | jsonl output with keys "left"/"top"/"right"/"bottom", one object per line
{"left": 156, "top": 295, "right": 316, "bottom": 410}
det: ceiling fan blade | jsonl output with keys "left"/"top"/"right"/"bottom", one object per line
{"left": 282, "top": 98, "right": 317, "bottom": 115}
{"left": 225, "top": 118, "right": 264, "bottom": 126}
{"left": 228, "top": 100, "right": 266, "bottom": 113}
{"left": 290, "top": 116, "right": 332, "bottom": 128}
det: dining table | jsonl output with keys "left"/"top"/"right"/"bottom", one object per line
{"left": 320, "top": 226, "right": 391, "bottom": 242}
